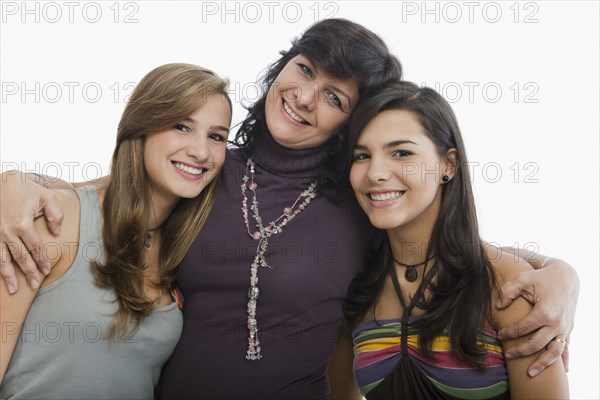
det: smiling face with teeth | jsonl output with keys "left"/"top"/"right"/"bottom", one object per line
{"left": 350, "top": 109, "right": 455, "bottom": 235}
{"left": 264, "top": 55, "right": 359, "bottom": 150}
{"left": 144, "top": 93, "right": 231, "bottom": 209}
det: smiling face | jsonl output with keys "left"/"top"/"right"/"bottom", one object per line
{"left": 350, "top": 109, "right": 455, "bottom": 234}
{"left": 144, "top": 93, "right": 231, "bottom": 207}
{"left": 264, "top": 55, "right": 359, "bottom": 149}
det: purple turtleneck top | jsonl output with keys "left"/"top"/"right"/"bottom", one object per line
{"left": 158, "top": 128, "right": 379, "bottom": 399}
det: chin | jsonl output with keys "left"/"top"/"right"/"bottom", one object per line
{"left": 174, "top": 185, "right": 206, "bottom": 200}
{"left": 366, "top": 216, "right": 400, "bottom": 230}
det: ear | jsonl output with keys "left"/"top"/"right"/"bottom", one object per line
{"left": 442, "top": 148, "right": 458, "bottom": 182}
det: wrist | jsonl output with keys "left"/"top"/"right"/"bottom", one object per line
{"left": 25, "top": 173, "right": 49, "bottom": 189}
{"left": 540, "top": 256, "right": 554, "bottom": 269}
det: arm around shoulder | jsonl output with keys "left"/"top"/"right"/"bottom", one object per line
{"left": 0, "top": 189, "right": 80, "bottom": 382}
{"left": 490, "top": 251, "right": 569, "bottom": 399}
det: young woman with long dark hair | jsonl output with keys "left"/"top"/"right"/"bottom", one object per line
{"left": 345, "top": 81, "right": 569, "bottom": 398}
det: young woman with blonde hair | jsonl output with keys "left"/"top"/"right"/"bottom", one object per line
{"left": 0, "top": 63, "right": 232, "bottom": 399}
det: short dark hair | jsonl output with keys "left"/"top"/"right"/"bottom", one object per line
{"left": 234, "top": 19, "right": 402, "bottom": 195}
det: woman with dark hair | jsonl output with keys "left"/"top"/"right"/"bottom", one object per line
{"left": 0, "top": 63, "right": 232, "bottom": 398}
{"left": 345, "top": 81, "right": 569, "bottom": 398}
{"left": 0, "top": 19, "right": 578, "bottom": 399}
{"left": 156, "top": 18, "right": 403, "bottom": 399}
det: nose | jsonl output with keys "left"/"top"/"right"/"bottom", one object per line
{"left": 187, "top": 133, "right": 210, "bottom": 162}
{"left": 294, "top": 82, "right": 318, "bottom": 112}
{"left": 366, "top": 156, "right": 390, "bottom": 183}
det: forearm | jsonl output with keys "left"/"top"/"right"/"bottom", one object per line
{"left": 22, "top": 172, "right": 73, "bottom": 190}
{"left": 22, "top": 172, "right": 107, "bottom": 189}
{"left": 501, "top": 246, "right": 553, "bottom": 270}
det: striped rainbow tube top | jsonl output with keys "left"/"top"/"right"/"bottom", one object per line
{"left": 352, "top": 317, "right": 509, "bottom": 399}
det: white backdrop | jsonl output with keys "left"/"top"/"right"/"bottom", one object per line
{"left": 1, "top": 1, "right": 598, "bottom": 397}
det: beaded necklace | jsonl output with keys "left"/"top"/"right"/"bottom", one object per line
{"left": 240, "top": 159, "right": 318, "bottom": 361}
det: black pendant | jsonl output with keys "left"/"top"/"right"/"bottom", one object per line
{"left": 405, "top": 267, "right": 418, "bottom": 282}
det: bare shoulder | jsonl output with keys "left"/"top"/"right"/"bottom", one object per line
{"left": 36, "top": 189, "right": 81, "bottom": 286}
{"left": 33, "top": 189, "right": 79, "bottom": 243}
{"left": 73, "top": 175, "right": 108, "bottom": 188}
{"left": 485, "top": 244, "right": 534, "bottom": 287}
{"left": 0, "top": 189, "right": 82, "bottom": 381}
{"left": 484, "top": 244, "right": 534, "bottom": 330}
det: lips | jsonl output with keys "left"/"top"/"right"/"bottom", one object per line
{"left": 173, "top": 161, "right": 205, "bottom": 176}
{"left": 282, "top": 99, "right": 309, "bottom": 125}
{"left": 369, "top": 191, "right": 404, "bottom": 201}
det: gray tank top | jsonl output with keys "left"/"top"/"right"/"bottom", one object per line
{"left": 1, "top": 186, "right": 183, "bottom": 399}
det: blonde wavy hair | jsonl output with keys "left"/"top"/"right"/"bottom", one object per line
{"left": 92, "top": 63, "right": 231, "bottom": 339}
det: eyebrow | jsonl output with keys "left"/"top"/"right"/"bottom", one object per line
{"left": 211, "top": 125, "right": 230, "bottom": 133}
{"left": 354, "top": 139, "right": 417, "bottom": 150}
{"left": 384, "top": 139, "right": 417, "bottom": 149}
{"left": 329, "top": 84, "right": 352, "bottom": 108}
{"left": 184, "top": 117, "right": 230, "bottom": 133}
{"left": 298, "top": 55, "right": 354, "bottom": 109}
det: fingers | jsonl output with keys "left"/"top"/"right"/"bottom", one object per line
{"left": 496, "top": 274, "right": 532, "bottom": 309}
{"left": 497, "top": 312, "right": 541, "bottom": 340}
{"left": 17, "top": 219, "right": 52, "bottom": 276}
{"left": 1, "top": 216, "right": 46, "bottom": 289}
{"left": 0, "top": 171, "right": 59, "bottom": 292}
{"left": 5, "top": 239, "right": 43, "bottom": 290}
{"left": 40, "top": 191, "right": 64, "bottom": 236}
{"left": 501, "top": 326, "right": 547, "bottom": 361}
{"left": 526, "top": 336, "right": 567, "bottom": 377}
{"left": 561, "top": 340, "right": 570, "bottom": 372}
{"left": 0, "top": 242, "right": 18, "bottom": 293}
{"left": 502, "top": 325, "right": 567, "bottom": 372}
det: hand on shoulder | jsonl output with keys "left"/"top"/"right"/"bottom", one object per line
{"left": 32, "top": 188, "right": 81, "bottom": 287}
{"left": 486, "top": 245, "right": 535, "bottom": 290}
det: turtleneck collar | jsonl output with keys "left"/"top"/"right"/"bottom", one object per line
{"left": 249, "top": 121, "right": 331, "bottom": 180}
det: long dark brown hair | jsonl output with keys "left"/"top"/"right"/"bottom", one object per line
{"left": 234, "top": 18, "right": 402, "bottom": 195}
{"left": 344, "top": 81, "right": 495, "bottom": 366}
{"left": 92, "top": 63, "right": 231, "bottom": 339}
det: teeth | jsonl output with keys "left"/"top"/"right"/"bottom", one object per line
{"left": 370, "top": 192, "right": 403, "bottom": 201}
{"left": 283, "top": 101, "right": 306, "bottom": 123}
{"left": 174, "top": 162, "right": 204, "bottom": 175}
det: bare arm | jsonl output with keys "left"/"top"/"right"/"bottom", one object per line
{"left": 0, "top": 171, "right": 103, "bottom": 292}
{"left": 327, "top": 325, "right": 362, "bottom": 400}
{"left": 500, "top": 246, "right": 556, "bottom": 270}
{"left": 0, "top": 189, "right": 78, "bottom": 382}
{"left": 1, "top": 171, "right": 63, "bottom": 292}
{"left": 22, "top": 172, "right": 75, "bottom": 190}
{"left": 492, "top": 252, "right": 569, "bottom": 399}
{"left": 497, "top": 246, "right": 579, "bottom": 375}
{"left": 0, "top": 261, "right": 39, "bottom": 382}
{"left": 22, "top": 171, "right": 105, "bottom": 190}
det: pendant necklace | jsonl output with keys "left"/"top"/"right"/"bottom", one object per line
{"left": 240, "top": 159, "right": 318, "bottom": 361}
{"left": 392, "top": 255, "right": 435, "bottom": 282}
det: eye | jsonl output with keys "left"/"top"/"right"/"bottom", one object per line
{"left": 209, "top": 132, "right": 226, "bottom": 142}
{"left": 392, "top": 150, "right": 412, "bottom": 158}
{"left": 174, "top": 123, "right": 191, "bottom": 133}
{"left": 352, "top": 153, "right": 370, "bottom": 162}
{"left": 325, "top": 91, "right": 343, "bottom": 109}
{"left": 298, "top": 63, "right": 313, "bottom": 78}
